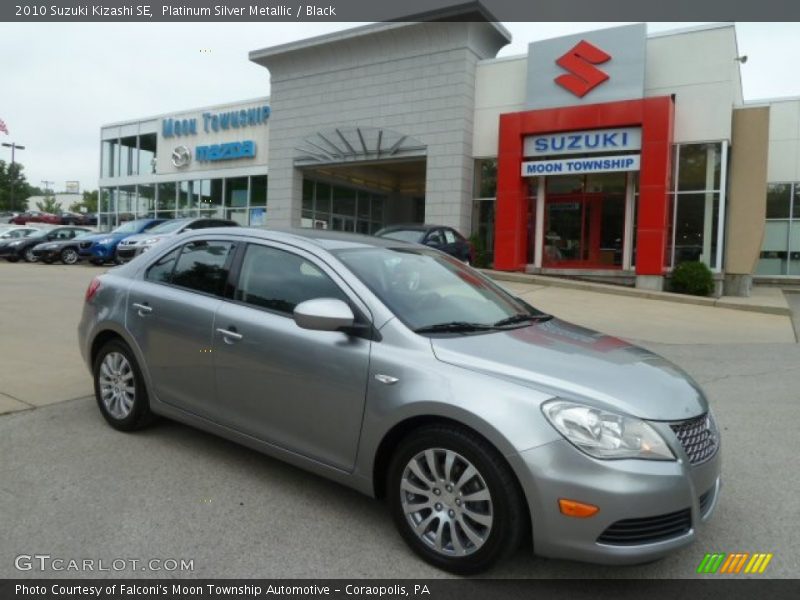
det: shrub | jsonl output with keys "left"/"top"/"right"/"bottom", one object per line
{"left": 670, "top": 261, "right": 714, "bottom": 296}
{"left": 469, "top": 233, "right": 490, "bottom": 268}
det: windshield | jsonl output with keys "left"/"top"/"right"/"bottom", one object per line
{"left": 377, "top": 229, "right": 425, "bottom": 244}
{"left": 334, "top": 247, "right": 544, "bottom": 332}
{"left": 112, "top": 220, "right": 148, "bottom": 234}
{"left": 148, "top": 219, "right": 186, "bottom": 234}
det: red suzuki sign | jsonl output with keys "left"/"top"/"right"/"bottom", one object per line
{"left": 555, "top": 40, "right": 611, "bottom": 98}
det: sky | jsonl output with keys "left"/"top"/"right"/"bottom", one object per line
{"left": 1, "top": 21, "right": 799, "bottom": 193}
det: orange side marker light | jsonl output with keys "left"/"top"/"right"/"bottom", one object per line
{"left": 558, "top": 498, "right": 599, "bottom": 518}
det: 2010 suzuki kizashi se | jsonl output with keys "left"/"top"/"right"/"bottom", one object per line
{"left": 78, "top": 227, "right": 721, "bottom": 574}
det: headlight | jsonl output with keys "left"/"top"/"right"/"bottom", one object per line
{"left": 141, "top": 237, "right": 160, "bottom": 245}
{"left": 542, "top": 399, "right": 675, "bottom": 460}
{"left": 97, "top": 238, "right": 114, "bottom": 245}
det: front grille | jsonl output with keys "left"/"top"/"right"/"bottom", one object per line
{"left": 597, "top": 508, "right": 692, "bottom": 546}
{"left": 698, "top": 486, "right": 715, "bottom": 516}
{"left": 670, "top": 414, "right": 718, "bottom": 465}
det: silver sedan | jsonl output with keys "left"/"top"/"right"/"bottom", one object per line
{"left": 78, "top": 227, "right": 721, "bottom": 574}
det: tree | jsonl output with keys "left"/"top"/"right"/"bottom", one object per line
{"left": 69, "top": 190, "right": 98, "bottom": 213}
{"left": 36, "top": 195, "right": 61, "bottom": 213}
{"left": 0, "top": 160, "right": 35, "bottom": 212}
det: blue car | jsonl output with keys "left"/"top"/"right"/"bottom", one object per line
{"left": 78, "top": 219, "right": 167, "bottom": 265}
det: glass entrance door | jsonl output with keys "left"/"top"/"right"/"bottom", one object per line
{"left": 543, "top": 173, "right": 626, "bottom": 268}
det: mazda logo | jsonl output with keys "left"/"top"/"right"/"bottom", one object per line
{"left": 171, "top": 145, "right": 191, "bottom": 168}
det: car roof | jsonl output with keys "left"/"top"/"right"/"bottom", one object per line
{"left": 187, "top": 226, "right": 420, "bottom": 251}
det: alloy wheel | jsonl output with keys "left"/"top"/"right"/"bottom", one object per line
{"left": 24, "top": 248, "right": 37, "bottom": 262}
{"left": 98, "top": 352, "right": 136, "bottom": 420}
{"left": 400, "top": 448, "right": 494, "bottom": 557}
{"left": 61, "top": 248, "right": 78, "bottom": 264}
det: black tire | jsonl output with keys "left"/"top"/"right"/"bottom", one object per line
{"left": 60, "top": 247, "right": 79, "bottom": 265}
{"left": 89, "top": 258, "right": 104, "bottom": 266}
{"left": 5, "top": 256, "right": 19, "bottom": 263}
{"left": 387, "top": 423, "right": 527, "bottom": 575}
{"left": 23, "top": 247, "right": 37, "bottom": 263}
{"left": 92, "top": 339, "right": 153, "bottom": 432}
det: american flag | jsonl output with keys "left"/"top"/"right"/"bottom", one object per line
{"left": 0, "top": 119, "right": 8, "bottom": 135}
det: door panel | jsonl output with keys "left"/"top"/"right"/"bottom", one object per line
{"left": 211, "top": 242, "right": 371, "bottom": 470}
{"left": 212, "top": 303, "right": 370, "bottom": 470}
{"left": 126, "top": 280, "right": 221, "bottom": 415}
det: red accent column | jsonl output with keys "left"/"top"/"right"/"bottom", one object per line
{"left": 493, "top": 97, "right": 674, "bottom": 275}
{"left": 495, "top": 113, "right": 529, "bottom": 270}
{"left": 635, "top": 96, "right": 674, "bottom": 275}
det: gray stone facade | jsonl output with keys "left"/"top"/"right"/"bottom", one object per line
{"left": 250, "top": 21, "right": 510, "bottom": 232}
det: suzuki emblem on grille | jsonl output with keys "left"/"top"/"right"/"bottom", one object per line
{"left": 555, "top": 40, "right": 611, "bottom": 98}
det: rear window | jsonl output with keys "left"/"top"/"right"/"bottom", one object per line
{"left": 378, "top": 229, "right": 424, "bottom": 244}
{"left": 146, "top": 240, "right": 235, "bottom": 297}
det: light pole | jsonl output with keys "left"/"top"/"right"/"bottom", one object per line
{"left": 2, "top": 142, "right": 26, "bottom": 211}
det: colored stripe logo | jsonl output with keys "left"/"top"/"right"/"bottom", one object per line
{"left": 697, "top": 552, "right": 773, "bottom": 574}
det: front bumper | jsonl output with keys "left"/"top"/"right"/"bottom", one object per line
{"left": 32, "top": 247, "right": 59, "bottom": 260}
{"left": 78, "top": 244, "right": 114, "bottom": 260}
{"left": 115, "top": 246, "right": 139, "bottom": 261}
{"left": 511, "top": 432, "right": 721, "bottom": 565}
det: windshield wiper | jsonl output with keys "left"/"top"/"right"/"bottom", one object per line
{"left": 492, "top": 313, "right": 552, "bottom": 327}
{"left": 414, "top": 321, "right": 498, "bottom": 334}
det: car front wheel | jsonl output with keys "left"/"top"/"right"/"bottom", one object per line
{"left": 387, "top": 424, "right": 527, "bottom": 575}
{"left": 93, "top": 339, "right": 153, "bottom": 431}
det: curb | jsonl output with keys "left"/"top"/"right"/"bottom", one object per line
{"left": 481, "top": 270, "right": 793, "bottom": 317}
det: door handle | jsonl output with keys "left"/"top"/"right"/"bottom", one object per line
{"left": 216, "top": 327, "right": 243, "bottom": 343}
{"left": 132, "top": 302, "right": 152, "bottom": 316}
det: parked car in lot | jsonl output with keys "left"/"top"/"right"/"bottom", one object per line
{"left": 59, "top": 211, "right": 98, "bottom": 226}
{"left": 0, "top": 226, "right": 91, "bottom": 262}
{"left": 0, "top": 225, "right": 40, "bottom": 240}
{"left": 9, "top": 211, "right": 63, "bottom": 225}
{"left": 32, "top": 230, "right": 96, "bottom": 264}
{"left": 115, "top": 217, "right": 238, "bottom": 263}
{"left": 77, "top": 218, "right": 166, "bottom": 265}
{"left": 78, "top": 228, "right": 721, "bottom": 574}
{"left": 375, "top": 224, "right": 474, "bottom": 264}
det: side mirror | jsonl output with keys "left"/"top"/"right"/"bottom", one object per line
{"left": 293, "top": 298, "right": 355, "bottom": 332}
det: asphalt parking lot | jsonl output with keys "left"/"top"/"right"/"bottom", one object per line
{"left": 1, "top": 261, "right": 799, "bottom": 578}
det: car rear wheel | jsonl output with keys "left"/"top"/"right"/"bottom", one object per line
{"left": 23, "top": 248, "right": 37, "bottom": 263}
{"left": 93, "top": 339, "right": 153, "bottom": 431}
{"left": 387, "top": 424, "right": 527, "bottom": 574}
{"left": 60, "top": 248, "right": 79, "bottom": 265}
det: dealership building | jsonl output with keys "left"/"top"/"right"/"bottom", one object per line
{"left": 98, "top": 16, "right": 800, "bottom": 294}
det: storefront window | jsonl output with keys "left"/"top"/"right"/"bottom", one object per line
{"left": 669, "top": 142, "right": 726, "bottom": 270}
{"left": 119, "top": 136, "right": 137, "bottom": 177}
{"left": 178, "top": 181, "right": 196, "bottom": 217}
{"left": 118, "top": 185, "right": 136, "bottom": 222}
{"left": 138, "top": 133, "right": 157, "bottom": 176}
{"left": 198, "top": 179, "right": 224, "bottom": 217}
{"left": 226, "top": 177, "right": 248, "bottom": 208}
{"left": 301, "top": 177, "right": 385, "bottom": 232}
{"left": 137, "top": 184, "right": 155, "bottom": 217}
{"left": 157, "top": 182, "right": 177, "bottom": 216}
{"left": 757, "top": 182, "right": 800, "bottom": 276}
{"left": 473, "top": 159, "right": 497, "bottom": 199}
{"left": 102, "top": 140, "right": 118, "bottom": 178}
{"left": 250, "top": 175, "right": 267, "bottom": 207}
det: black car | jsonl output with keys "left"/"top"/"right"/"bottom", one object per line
{"left": 375, "top": 224, "right": 474, "bottom": 263}
{"left": 0, "top": 226, "right": 91, "bottom": 263}
{"left": 31, "top": 230, "right": 96, "bottom": 264}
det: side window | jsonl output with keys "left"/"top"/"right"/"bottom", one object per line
{"left": 235, "top": 244, "right": 348, "bottom": 315}
{"left": 145, "top": 247, "right": 181, "bottom": 284}
{"left": 170, "top": 240, "right": 235, "bottom": 296}
{"left": 426, "top": 229, "right": 445, "bottom": 246}
{"left": 184, "top": 221, "right": 207, "bottom": 231}
{"left": 443, "top": 229, "right": 457, "bottom": 244}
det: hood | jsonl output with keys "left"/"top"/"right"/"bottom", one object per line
{"left": 430, "top": 318, "right": 707, "bottom": 421}
{"left": 80, "top": 232, "right": 127, "bottom": 243}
